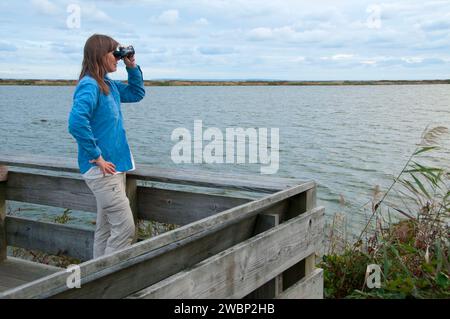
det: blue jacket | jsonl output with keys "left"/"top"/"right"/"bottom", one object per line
{"left": 68, "top": 66, "right": 145, "bottom": 174}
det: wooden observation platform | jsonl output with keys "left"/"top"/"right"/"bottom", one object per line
{"left": 0, "top": 154, "right": 324, "bottom": 299}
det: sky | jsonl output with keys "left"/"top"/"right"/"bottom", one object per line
{"left": 1, "top": 0, "right": 450, "bottom": 80}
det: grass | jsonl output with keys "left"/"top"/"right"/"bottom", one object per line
{"left": 53, "top": 208, "right": 73, "bottom": 224}
{"left": 321, "top": 126, "right": 450, "bottom": 299}
{"left": 136, "top": 219, "right": 178, "bottom": 241}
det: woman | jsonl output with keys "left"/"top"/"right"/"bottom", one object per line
{"left": 68, "top": 34, "right": 145, "bottom": 258}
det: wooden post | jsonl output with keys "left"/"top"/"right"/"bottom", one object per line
{"left": 303, "top": 186, "right": 318, "bottom": 278}
{"left": 304, "top": 253, "right": 317, "bottom": 278}
{"left": 0, "top": 165, "right": 8, "bottom": 261}
{"left": 245, "top": 213, "right": 282, "bottom": 298}
{"left": 285, "top": 186, "right": 316, "bottom": 221}
{"left": 125, "top": 175, "right": 138, "bottom": 244}
{"left": 282, "top": 186, "right": 318, "bottom": 291}
{"left": 304, "top": 185, "right": 318, "bottom": 277}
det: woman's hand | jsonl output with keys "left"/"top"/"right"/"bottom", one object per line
{"left": 89, "top": 156, "right": 116, "bottom": 176}
{"left": 124, "top": 55, "right": 137, "bottom": 68}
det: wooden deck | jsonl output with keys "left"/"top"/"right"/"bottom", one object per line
{"left": 0, "top": 155, "right": 324, "bottom": 299}
{"left": 0, "top": 257, "right": 61, "bottom": 293}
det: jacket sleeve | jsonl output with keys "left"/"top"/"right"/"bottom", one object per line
{"left": 114, "top": 65, "right": 146, "bottom": 103}
{"left": 68, "top": 80, "right": 102, "bottom": 160}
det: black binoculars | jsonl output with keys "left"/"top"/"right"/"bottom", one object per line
{"left": 113, "top": 45, "right": 135, "bottom": 59}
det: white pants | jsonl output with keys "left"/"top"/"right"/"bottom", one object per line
{"left": 84, "top": 173, "right": 135, "bottom": 259}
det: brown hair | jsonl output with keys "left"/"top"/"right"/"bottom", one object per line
{"left": 79, "top": 34, "right": 119, "bottom": 95}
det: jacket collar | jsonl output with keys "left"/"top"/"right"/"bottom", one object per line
{"left": 104, "top": 74, "right": 112, "bottom": 83}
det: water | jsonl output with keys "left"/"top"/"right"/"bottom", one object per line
{"left": 1, "top": 85, "right": 449, "bottom": 235}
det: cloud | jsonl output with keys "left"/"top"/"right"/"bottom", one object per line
{"left": 3, "top": 0, "right": 450, "bottom": 80}
{"left": 81, "top": 3, "right": 113, "bottom": 23}
{"left": 197, "top": 46, "right": 236, "bottom": 55}
{"left": 151, "top": 9, "right": 179, "bottom": 25}
{"left": 0, "top": 41, "right": 18, "bottom": 52}
{"left": 50, "top": 42, "right": 82, "bottom": 55}
{"left": 194, "top": 18, "right": 209, "bottom": 26}
{"left": 246, "top": 26, "right": 307, "bottom": 42}
{"left": 353, "top": 56, "right": 449, "bottom": 68}
{"left": 321, "top": 54, "right": 355, "bottom": 61}
{"left": 402, "top": 57, "right": 424, "bottom": 64}
{"left": 418, "top": 17, "right": 450, "bottom": 32}
{"left": 31, "top": 0, "right": 59, "bottom": 15}
{"left": 247, "top": 27, "right": 273, "bottom": 41}
{"left": 291, "top": 56, "right": 306, "bottom": 63}
{"left": 360, "top": 60, "right": 377, "bottom": 66}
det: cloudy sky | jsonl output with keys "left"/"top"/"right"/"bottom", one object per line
{"left": 1, "top": 0, "right": 450, "bottom": 80}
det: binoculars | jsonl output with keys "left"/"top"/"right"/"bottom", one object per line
{"left": 113, "top": 45, "right": 135, "bottom": 59}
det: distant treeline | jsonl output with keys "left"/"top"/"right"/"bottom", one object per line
{"left": 1, "top": 79, "right": 450, "bottom": 86}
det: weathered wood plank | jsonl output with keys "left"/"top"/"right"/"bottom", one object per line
{"left": 0, "top": 257, "right": 62, "bottom": 280}
{"left": 0, "top": 155, "right": 78, "bottom": 174}
{"left": 282, "top": 186, "right": 317, "bottom": 288}
{"left": 138, "top": 187, "right": 253, "bottom": 225}
{"left": 128, "top": 207, "right": 324, "bottom": 299}
{"left": 0, "top": 166, "right": 7, "bottom": 261}
{"left": 6, "top": 171, "right": 253, "bottom": 226}
{"left": 132, "top": 166, "right": 301, "bottom": 193}
{"left": 125, "top": 176, "right": 138, "bottom": 243}
{"left": 0, "top": 182, "right": 314, "bottom": 299}
{"left": 276, "top": 268, "right": 323, "bottom": 299}
{"left": 245, "top": 213, "right": 282, "bottom": 299}
{"left": 6, "top": 216, "right": 94, "bottom": 261}
{"left": 0, "top": 154, "right": 304, "bottom": 193}
{"left": 6, "top": 171, "right": 97, "bottom": 213}
{"left": 0, "top": 276, "right": 27, "bottom": 293}
{"left": 55, "top": 217, "right": 257, "bottom": 299}
{"left": 0, "top": 257, "right": 62, "bottom": 293}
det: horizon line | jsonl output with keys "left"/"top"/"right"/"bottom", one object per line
{"left": 1, "top": 78, "right": 450, "bottom": 82}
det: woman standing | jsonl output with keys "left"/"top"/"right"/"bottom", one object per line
{"left": 68, "top": 34, "right": 145, "bottom": 258}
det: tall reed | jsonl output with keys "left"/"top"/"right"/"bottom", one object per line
{"left": 322, "top": 126, "right": 450, "bottom": 298}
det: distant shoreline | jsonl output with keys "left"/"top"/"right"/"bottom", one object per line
{"left": 1, "top": 79, "right": 450, "bottom": 86}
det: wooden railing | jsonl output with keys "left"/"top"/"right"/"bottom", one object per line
{"left": 0, "top": 155, "right": 324, "bottom": 299}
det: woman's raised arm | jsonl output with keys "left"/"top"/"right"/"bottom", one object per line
{"left": 115, "top": 55, "right": 146, "bottom": 103}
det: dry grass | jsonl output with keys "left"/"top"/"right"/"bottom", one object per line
{"left": 322, "top": 126, "right": 450, "bottom": 298}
